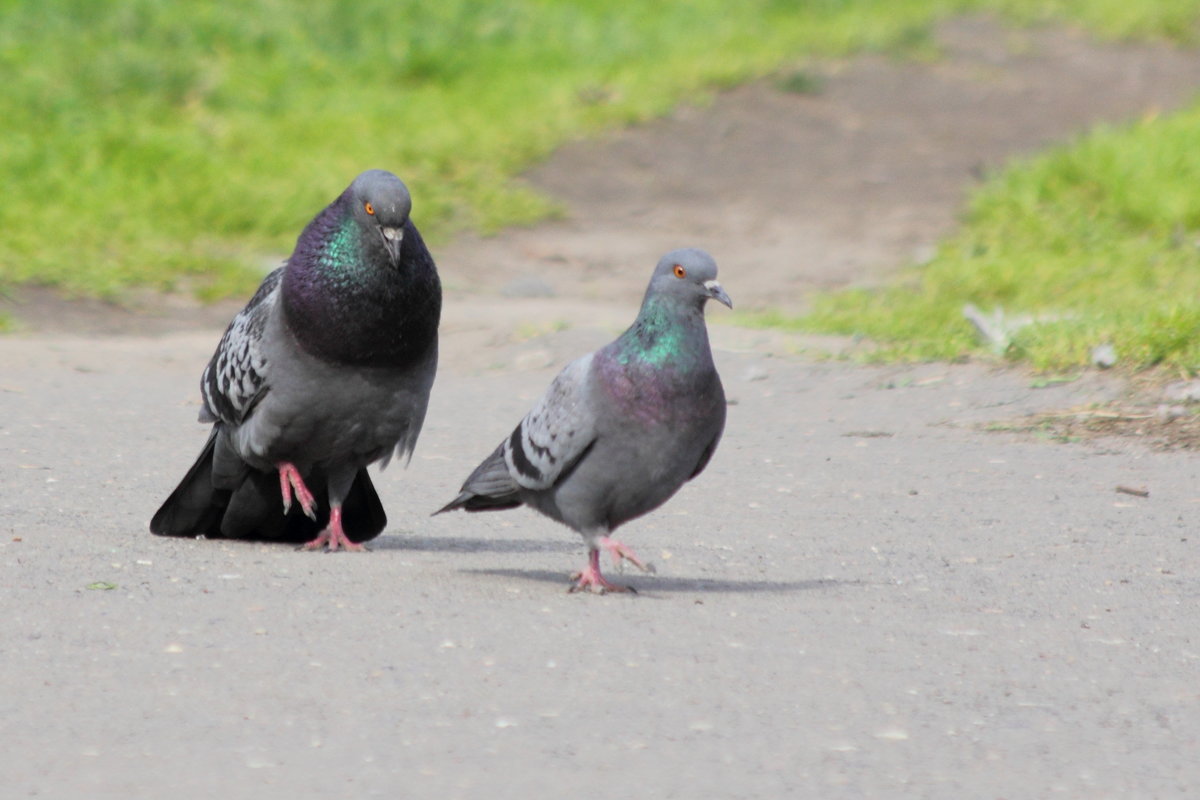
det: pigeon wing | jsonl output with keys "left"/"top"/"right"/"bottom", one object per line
{"left": 199, "top": 267, "right": 281, "bottom": 425}
{"left": 503, "top": 354, "right": 598, "bottom": 491}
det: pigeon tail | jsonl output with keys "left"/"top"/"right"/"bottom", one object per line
{"left": 433, "top": 490, "right": 522, "bottom": 515}
{"left": 149, "top": 428, "right": 229, "bottom": 538}
{"left": 150, "top": 439, "right": 386, "bottom": 544}
{"left": 433, "top": 445, "right": 522, "bottom": 515}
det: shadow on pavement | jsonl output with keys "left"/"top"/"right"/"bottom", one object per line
{"left": 464, "top": 567, "right": 852, "bottom": 594}
{"left": 372, "top": 535, "right": 576, "bottom": 554}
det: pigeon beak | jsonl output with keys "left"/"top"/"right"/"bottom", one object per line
{"left": 380, "top": 226, "right": 403, "bottom": 266}
{"left": 704, "top": 279, "right": 733, "bottom": 309}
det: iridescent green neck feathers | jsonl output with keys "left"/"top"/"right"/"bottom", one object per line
{"left": 615, "top": 294, "right": 708, "bottom": 370}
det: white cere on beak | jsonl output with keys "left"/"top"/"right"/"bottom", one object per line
{"left": 703, "top": 279, "right": 734, "bottom": 309}
{"left": 381, "top": 227, "right": 403, "bottom": 243}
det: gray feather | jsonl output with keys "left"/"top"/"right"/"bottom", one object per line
{"left": 200, "top": 268, "right": 279, "bottom": 425}
{"left": 502, "top": 354, "right": 597, "bottom": 490}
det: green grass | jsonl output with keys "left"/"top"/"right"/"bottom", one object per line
{"left": 988, "top": 0, "right": 1200, "bottom": 41}
{"left": 773, "top": 102, "right": 1200, "bottom": 372}
{"left": 1, "top": 0, "right": 1197, "bottom": 300}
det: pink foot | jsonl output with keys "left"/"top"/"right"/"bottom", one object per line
{"left": 598, "top": 536, "right": 653, "bottom": 574}
{"left": 300, "top": 507, "right": 367, "bottom": 552}
{"left": 569, "top": 549, "right": 635, "bottom": 594}
{"left": 278, "top": 462, "right": 317, "bottom": 521}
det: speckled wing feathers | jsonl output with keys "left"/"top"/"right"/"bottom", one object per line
{"left": 199, "top": 268, "right": 281, "bottom": 425}
{"left": 503, "top": 355, "right": 597, "bottom": 491}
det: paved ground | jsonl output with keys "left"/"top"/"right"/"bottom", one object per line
{"left": 2, "top": 16, "right": 1199, "bottom": 800}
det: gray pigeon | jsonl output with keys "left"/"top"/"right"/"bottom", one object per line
{"left": 436, "top": 248, "right": 730, "bottom": 591}
{"left": 151, "top": 170, "right": 442, "bottom": 551}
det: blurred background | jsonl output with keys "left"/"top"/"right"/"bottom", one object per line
{"left": 2, "top": 0, "right": 1199, "bottom": 369}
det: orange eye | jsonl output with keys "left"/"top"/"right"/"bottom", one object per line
{"left": 364, "top": 202, "right": 375, "bottom": 215}
{"left": 672, "top": 264, "right": 687, "bottom": 279}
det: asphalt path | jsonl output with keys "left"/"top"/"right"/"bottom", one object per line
{"left": 3, "top": 308, "right": 1196, "bottom": 798}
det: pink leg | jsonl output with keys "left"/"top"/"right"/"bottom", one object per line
{"left": 277, "top": 462, "right": 317, "bottom": 521}
{"left": 300, "top": 507, "right": 366, "bottom": 552}
{"left": 598, "top": 536, "right": 653, "bottom": 574}
{"left": 570, "top": 548, "right": 635, "bottom": 594}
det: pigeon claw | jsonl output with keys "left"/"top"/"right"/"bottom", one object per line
{"left": 277, "top": 462, "right": 318, "bottom": 521}
{"left": 299, "top": 507, "right": 367, "bottom": 552}
{"left": 569, "top": 548, "right": 636, "bottom": 594}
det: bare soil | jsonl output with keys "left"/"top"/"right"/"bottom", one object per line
{"left": 441, "top": 15, "right": 1200, "bottom": 312}
{"left": 1003, "top": 405, "right": 1200, "bottom": 451}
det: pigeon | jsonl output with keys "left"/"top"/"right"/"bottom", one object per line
{"left": 151, "top": 169, "right": 442, "bottom": 551}
{"left": 436, "top": 248, "right": 730, "bottom": 591}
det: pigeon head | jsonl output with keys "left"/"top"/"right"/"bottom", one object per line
{"left": 617, "top": 248, "right": 732, "bottom": 371}
{"left": 647, "top": 248, "right": 733, "bottom": 310}
{"left": 347, "top": 170, "right": 413, "bottom": 267}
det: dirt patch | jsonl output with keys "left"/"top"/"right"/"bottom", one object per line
{"left": 441, "top": 15, "right": 1200, "bottom": 312}
{"left": 991, "top": 402, "right": 1200, "bottom": 451}
{"left": 977, "top": 366, "right": 1200, "bottom": 449}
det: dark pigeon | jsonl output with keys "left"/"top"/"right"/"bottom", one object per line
{"left": 436, "top": 248, "right": 730, "bottom": 591}
{"left": 151, "top": 170, "right": 442, "bottom": 551}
